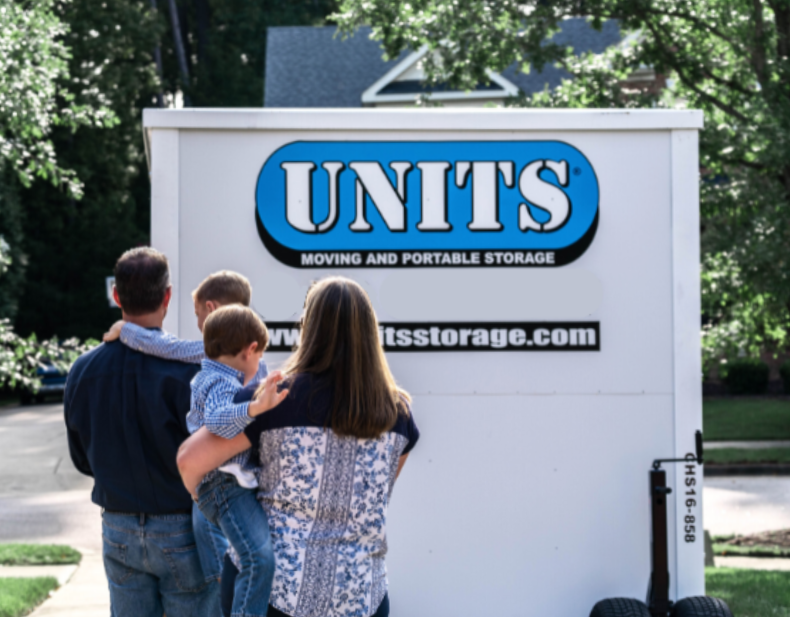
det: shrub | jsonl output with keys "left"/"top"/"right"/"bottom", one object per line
{"left": 0, "top": 319, "right": 97, "bottom": 391}
{"left": 780, "top": 361, "right": 790, "bottom": 395}
{"left": 723, "top": 358, "right": 770, "bottom": 395}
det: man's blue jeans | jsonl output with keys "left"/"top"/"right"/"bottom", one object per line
{"left": 101, "top": 511, "right": 220, "bottom": 617}
{"left": 193, "top": 502, "right": 229, "bottom": 581}
{"left": 197, "top": 472, "right": 274, "bottom": 617}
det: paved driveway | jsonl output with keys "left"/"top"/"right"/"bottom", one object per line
{"left": 0, "top": 402, "right": 107, "bottom": 616}
{"left": 0, "top": 403, "right": 100, "bottom": 553}
{"left": 704, "top": 476, "right": 790, "bottom": 536}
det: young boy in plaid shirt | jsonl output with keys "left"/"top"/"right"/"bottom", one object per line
{"left": 186, "top": 305, "right": 286, "bottom": 617}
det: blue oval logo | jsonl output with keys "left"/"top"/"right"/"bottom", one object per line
{"left": 255, "top": 140, "right": 599, "bottom": 268}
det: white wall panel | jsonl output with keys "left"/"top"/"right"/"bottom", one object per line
{"left": 143, "top": 110, "right": 706, "bottom": 615}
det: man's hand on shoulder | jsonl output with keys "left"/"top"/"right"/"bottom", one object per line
{"left": 103, "top": 320, "right": 126, "bottom": 342}
{"left": 248, "top": 371, "right": 289, "bottom": 417}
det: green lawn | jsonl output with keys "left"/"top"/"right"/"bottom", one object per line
{"left": 0, "top": 577, "right": 58, "bottom": 617}
{"left": 705, "top": 447, "right": 790, "bottom": 465}
{"left": 706, "top": 567, "right": 790, "bottom": 616}
{"left": 703, "top": 398, "right": 790, "bottom": 441}
{"left": 0, "top": 545, "right": 80, "bottom": 566}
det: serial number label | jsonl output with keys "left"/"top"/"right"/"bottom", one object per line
{"left": 684, "top": 453, "right": 698, "bottom": 543}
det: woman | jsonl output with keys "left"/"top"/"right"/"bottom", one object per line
{"left": 177, "top": 276, "right": 419, "bottom": 617}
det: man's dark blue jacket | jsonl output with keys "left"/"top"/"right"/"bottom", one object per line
{"left": 65, "top": 338, "right": 200, "bottom": 514}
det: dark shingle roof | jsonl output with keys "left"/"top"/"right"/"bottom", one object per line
{"left": 264, "top": 26, "right": 407, "bottom": 107}
{"left": 502, "top": 19, "right": 621, "bottom": 94}
{"left": 264, "top": 20, "right": 621, "bottom": 107}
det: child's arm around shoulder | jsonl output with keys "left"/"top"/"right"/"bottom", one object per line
{"left": 103, "top": 321, "right": 204, "bottom": 364}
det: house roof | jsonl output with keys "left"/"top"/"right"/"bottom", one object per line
{"left": 502, "top": 19, "right": 621, "bottom": 95}
{"left": 264, "top": 20, "right": 621, "bottom": 108}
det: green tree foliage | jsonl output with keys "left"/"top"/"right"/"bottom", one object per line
{"left": 13, "top": 0, "right": 161, "bottom": 340}
{"left": 0, "top": 236, "right": 10, "bottom": 276}
{"left": 12, "top": 0, "right": 337, "bottom": 341}
{"left": 0, "top": 0, "right": 116, "bottom": 198}
{"left": 0, "top": 171, "right": 25, "bottom": 320}
{"left": 336, "top": 0, "right": 790, "bottom": 367}
{"left": 177, "top": 0, "right": 338, "bottom": 107}
{"left": 0, "top": 235, "right": 96, "bottom": 392}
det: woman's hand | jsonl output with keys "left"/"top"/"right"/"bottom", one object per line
{"left": 177, "top": 428, "right": 251, "bottom": 498}
{"left": 248, "top": 371, "right": 289, "bottom": 418}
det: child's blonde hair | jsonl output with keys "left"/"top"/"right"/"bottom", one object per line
{"left": 192, "top": 270, "right": 251, "bottom": 307}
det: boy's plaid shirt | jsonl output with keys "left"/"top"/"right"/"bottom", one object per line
{"left": 119, "top": 323, "right": 268, "bottom": 472}
{"left": 187, "top": 359, "right": 255, "bottom": 470}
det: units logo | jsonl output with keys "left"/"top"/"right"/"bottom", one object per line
{"left": 255, "top": 141, "right": 599, "bottom": 268}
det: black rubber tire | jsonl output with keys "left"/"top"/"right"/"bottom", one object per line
{"left": 590, "top": 598, "right": 651, "bottom": 617}
{"left": 671, "top": 596, "right": 733, "bottom": 617}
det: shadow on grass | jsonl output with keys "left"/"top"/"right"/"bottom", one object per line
{"left": 0, "top": 545, "right": 81, "bottom": 567}
{"left": 704, "top": 398, "right": 790, "bottom": 441}
{"left": 706, "top": 567, "right": 790, "bottom": 616}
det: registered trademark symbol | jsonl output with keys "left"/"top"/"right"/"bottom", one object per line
{"left": 573, "top": 167, "right": 582, "bottom": 176}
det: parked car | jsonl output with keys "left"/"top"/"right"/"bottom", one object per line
{"left": 20, "top": 362, "right": 67, "bottom": 405}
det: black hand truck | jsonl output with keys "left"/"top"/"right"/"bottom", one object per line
{"left": 590, "top": 431, "right": 732, "bottom": 617}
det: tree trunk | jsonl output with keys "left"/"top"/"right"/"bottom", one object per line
{"left": 178, "top": 0, "right": 193, "bottom": 74}
{"left": 150, "top": 0, "right": 165, "bottom": 108}
{"left": 195, "top": 0, "right": 209, "bottom": 66}
{"left": 166, "top": 0, "right": 191, "bottom": 106}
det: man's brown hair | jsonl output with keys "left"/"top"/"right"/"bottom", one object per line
{"left": 203, "top": 305, "right": 269, "bottom": 359}
{"left": 114, "top": 247, "right": 170, "bottom": 316}
{"left": 193, "top": 271, "right": 251, "bottom": 307}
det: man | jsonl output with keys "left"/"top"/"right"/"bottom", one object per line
{"left": 65, "top": 247, "right": 219, "bottom": 617}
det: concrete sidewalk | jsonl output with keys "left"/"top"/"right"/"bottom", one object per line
{"left": 29, "top": 553, "right": 108, "bottom": 617}
{"left": 0, "top": 564, "right": 77, "bottom": 586}
{"left": 706, "top": 440, "right": 790, "bottom": 449}
{"left": 0, "top": 403, "right": 108, "bottom": 615}
{"left": 715, "top": 556, "right": 790, "bottom": 570}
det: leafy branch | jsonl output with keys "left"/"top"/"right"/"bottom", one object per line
{"left": 0, "top": 0, "right": 118, "bottom": 198}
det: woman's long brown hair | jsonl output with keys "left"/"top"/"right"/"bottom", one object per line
{"left": 280, "top": 276, "right": 410, "bottom": 439}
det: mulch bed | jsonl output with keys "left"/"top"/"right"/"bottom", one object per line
{"left": 722, "top": 529, "right": 790, "bottom": 549}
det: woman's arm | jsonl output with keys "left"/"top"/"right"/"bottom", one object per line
{"left": 177, "top": 427, "right": 251, "bottom": 498}
{"left": 395, "top": 453, "right": 409, "bottom": 482}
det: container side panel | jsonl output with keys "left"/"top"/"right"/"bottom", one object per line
{"left": 161, "top": 121, "right": 694, "bottom": 615}
{"left": 387, "top": 394, "right": 673, "bottom": 616}
{"left": 177, "top": 130, "right": 673, "bottom": 396}
{"left": 671, "top": 129, "right": 704, "bottom": 599}
{"left": 150, "top": 128, "right": 181, "bottom": 335}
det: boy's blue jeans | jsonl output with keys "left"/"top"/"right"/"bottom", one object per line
{"left": 101, "top": 511, "right": 219, "bottom": 617}
{"left": 197, "top": 472, "right": 274, "bottom": 617}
